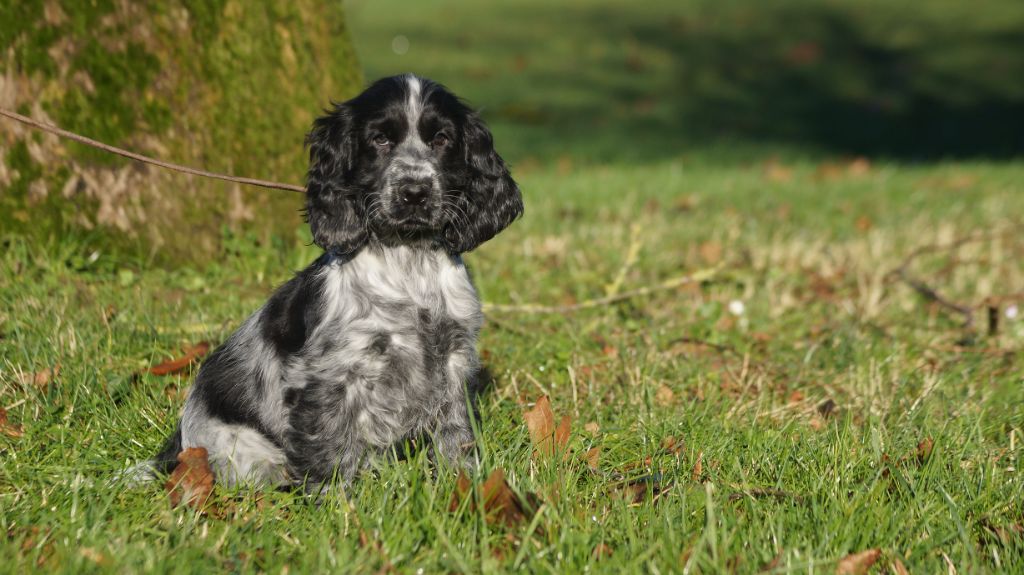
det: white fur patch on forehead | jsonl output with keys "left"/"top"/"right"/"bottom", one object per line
{"left": 404, "top": 74, "right": 423, "bottom": 125}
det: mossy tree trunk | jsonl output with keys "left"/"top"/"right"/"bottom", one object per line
{"left": 0, "top": 0, "right": 361, "bottom": 262}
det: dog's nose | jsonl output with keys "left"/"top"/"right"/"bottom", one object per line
{"left": 399, "top": 181, "right": 431, "bottom": 207}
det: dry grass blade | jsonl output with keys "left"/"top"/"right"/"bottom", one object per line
{"left": 890, "top": 557, "right": 910, "bottom": 575}
{"left": 164, "top": 447, "right": 215, "bottom": 510}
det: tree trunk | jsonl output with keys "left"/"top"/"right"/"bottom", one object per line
{"left": 0, "top": 0, "right": 362, "bottom": 262}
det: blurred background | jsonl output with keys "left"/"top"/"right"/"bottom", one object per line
{"left": 2, "top": 0, "right": 1022, "bottom": 260}
{"left": 348, "top": 0, "right": 1024, "bottom": 165}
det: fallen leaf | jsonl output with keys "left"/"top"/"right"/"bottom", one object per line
{"left": 784, "top": 41, "right": 821, "bottom": 66}
{"left": 847, "top": 157, "right": 871, "bottom": 176}
{"left": 165, "top": 447, "right": 215, "bottom": 509}
{"left": 917, "top": 437, "right": 934, "bottom": 463}
{"left": 691, "top": 451, "right": 704, "bottom": 482}
{"left": 481, "top": 469, "right": 537, "bottom": 527}
{"left": 855, "top": 216, "right": 873, "bottom": 232}
{"left": 673, "top": 195, "right": 700, "bottom": 213}
{"left": 148, "top": 341, "right": 211, "bottom": 376}
{"left": 20, "top": 364, "right": 60, "bottom": 391}
{"left": 523, "top": 396, "right": 571, "bottom": 459}
{"left": 592, "top": 543, "right": 613, "bottom": 560}
{"left": 763, "top": 159, "right": 793, "bottom": 183}
{"left": 584, "top": 422, "right": 600, "bottom": 435}
{"left": 0, "top": 407, "right": 24, "bottom": 438}
{"left": 585, "top": 447, "right": 601, "bottom": 470}
{"left": 449, "top": 470, "right": 473, "bottom": 512}
{"left": 655, "top": 384, "right": 675, "bottom": 406}
{"left": 698, "top": 241, "right": 723, "bottom": 264}
{"left": 79, "top": 547, "right": 108, "bottom": 566}
{"left": 836, "top": 549, "right": 881, "bottom": 575}
{"left": 661, "top": 436, "right": 684, "bottom": 456}
{"left": 449, "top": 469, "right": 539, "bottom": 528}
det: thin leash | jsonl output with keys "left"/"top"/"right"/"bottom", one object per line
{"left": 0, "top": 107, "right": 306, "bottom": 193}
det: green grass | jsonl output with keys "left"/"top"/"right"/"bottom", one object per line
{"left": 2, "top": 0, "right": 1024, "bottom": 572}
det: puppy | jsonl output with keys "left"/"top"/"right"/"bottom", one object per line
{"left": 148, "top": 74, "right": 522, "bottom": 491}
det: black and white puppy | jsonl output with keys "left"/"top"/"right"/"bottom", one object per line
{"left": 148, "top": 74, "right": 522, "bottom": 490}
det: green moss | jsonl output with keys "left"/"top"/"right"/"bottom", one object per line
{"left": 2, "top": 0, "right": 361, "bottom": 264}
{"left": 55, "top": 39, "right": 169, "bottom": 164}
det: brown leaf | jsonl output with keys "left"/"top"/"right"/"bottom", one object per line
{"left": 481, "top": 469, "right": 536, "bottom": 528}
{"left": 763, "top": 159, "right": 793, "bottom": 183}
{"left": 524, "top": 396, "right": 571, "bottom": 459}
{"left": 847, "top": 157, "right": 871, "bottom": 176}
{"left": 524, "top": 395, "right": 555, "bottom": 446}
{"left": 20, "top": 364, "right": 60, "bottom": 391}
{"left": 661, "top": 435, "right": 684, "bottom": 456}
{"left": 450, "top": 469, "right": 539, "bottom": 528}
{"left": 836, "top": 549, "right": 881, "bottom": 575}
{"left": 0, "top": 407, "right": 23, "bottom": 438}
{"left": 655, "top": 384, "right": 675, "bottom": 406}
{"left": 855, "top": 216, "right": 873, "bottom": 232}
{"left": 585, "top": 447, "right": 602, "bottom": 470}
{"left": 809, "top": 415, "right": 826, "bottom": 431}
{"left": 691, "top": 451, "right": 704, "bottom": 482}
{"left": 148, "top": 342, "right": 211, "bottom": 376}
{"left": 592, "top": 543, "right": 613, "bottom": 560}
{"left": 449, "top": 470, "right": 473, "bottom": 512}
{"left": 79, "top": 547, "right": 109, "bottom": 567}
{"left": 584, "top": 422, "right": 600, "bottom": 435}
{"left": 916, "top": 437, "right": 934, "bottom": 463}
{"left": 698, "top": 241, "right": 723, "bottom": 264}
{"left": 164, "top": 447, "right": 215, "bottom": 509}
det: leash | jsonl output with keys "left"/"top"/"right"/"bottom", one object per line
{"left": 0, "top": 107, "right": 306, "bottom": 193}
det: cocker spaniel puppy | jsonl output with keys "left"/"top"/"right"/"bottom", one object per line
{"left": 147, "top": 74, "right": 522, "bottom": 491}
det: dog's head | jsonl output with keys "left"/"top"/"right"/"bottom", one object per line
{"left": 304, "top": 74, "right": 523, "bottom": 255}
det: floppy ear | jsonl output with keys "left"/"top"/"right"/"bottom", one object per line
{"left": 304, "top": 104, "right": 367, "bottom": 255}
{"left": 444, "top": 112, "right": 523, "bottom": 253}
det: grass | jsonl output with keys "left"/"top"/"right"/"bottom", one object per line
{"left": 2, "top": 0, "right": 1024, "bottom": 572}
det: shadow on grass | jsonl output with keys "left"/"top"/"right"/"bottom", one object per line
{"left": 371, "top": 0, "right": 1024, "bottom": 163}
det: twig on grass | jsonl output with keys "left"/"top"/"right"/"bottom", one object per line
{"left": 885, "top": 229, "right": 1021, "bottom": 331}
{"left": 893, "top": 272, "right": 975, "bottom": 330}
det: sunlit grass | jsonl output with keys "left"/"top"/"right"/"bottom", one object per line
{"left": 2, "top": 157, "right": 1023, "bottom": 573}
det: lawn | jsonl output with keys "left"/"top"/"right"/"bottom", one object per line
{"left": 2, "top": 0, "right": 1023, "bottom": 573}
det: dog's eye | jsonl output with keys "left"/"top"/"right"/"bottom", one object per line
{"left": 431, "top": 132, "right": 449, "bottom": 148}
{"left": 373, "top": 134, "right": 390, "bottom": 148}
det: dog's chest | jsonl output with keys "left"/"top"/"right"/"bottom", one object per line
{"left": 309, "top": 247, "right": 481, "bottom": 445}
